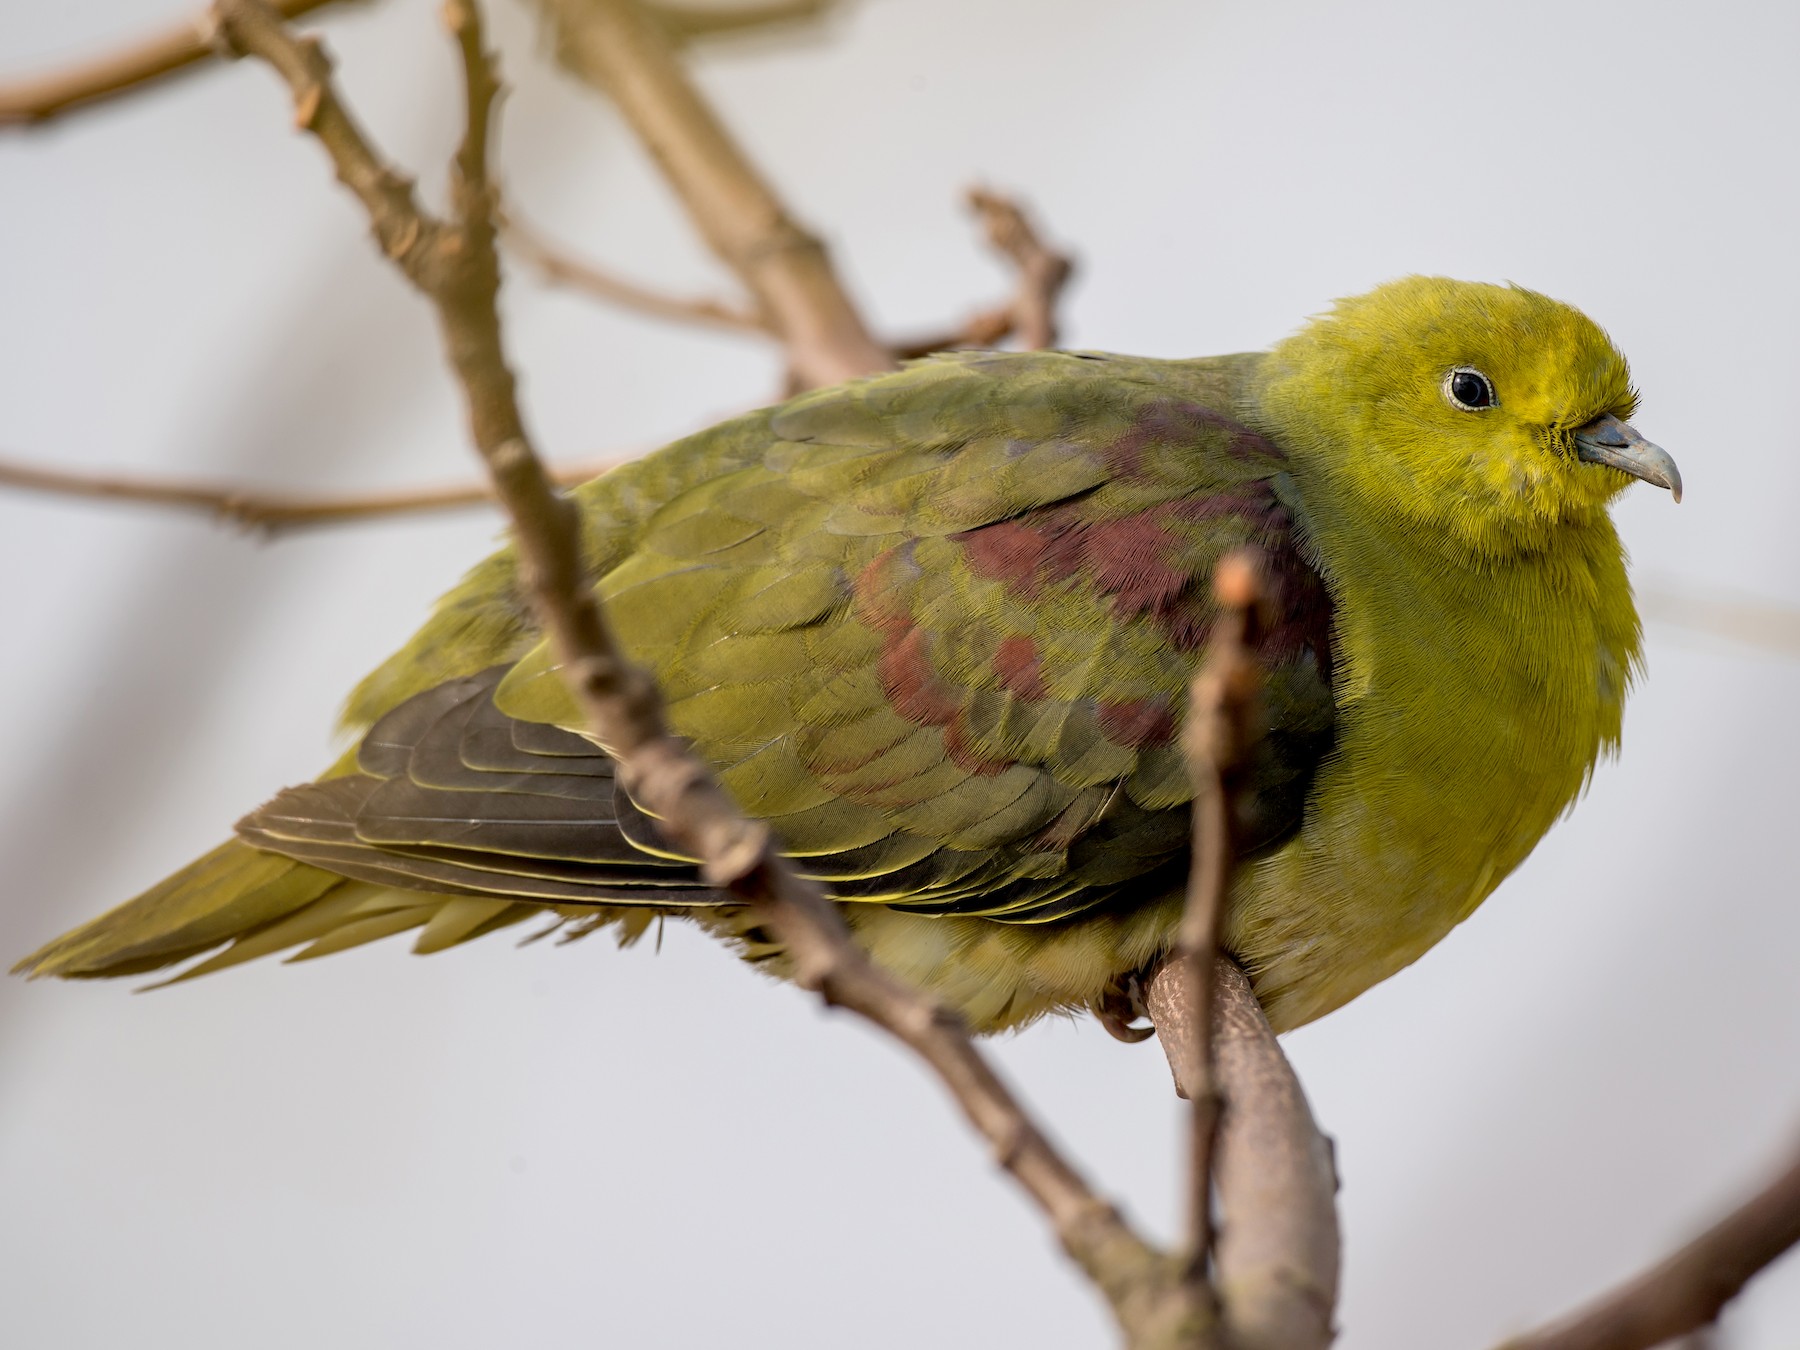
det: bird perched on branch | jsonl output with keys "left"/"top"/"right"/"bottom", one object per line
{"left": 14, "top": 277, "right": 1680, "bottom": 1034}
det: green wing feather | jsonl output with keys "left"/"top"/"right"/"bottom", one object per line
{"left": 16, "top": 350, "right": 1335, "bottom": 981}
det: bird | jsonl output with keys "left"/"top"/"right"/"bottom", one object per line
{"left": 13, "top": 276, "right": 1681, "bottom": 1035}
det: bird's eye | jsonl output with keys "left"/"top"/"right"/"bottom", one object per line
{"left": 1445, "top": 367, "right": 1497, "bottom": 411}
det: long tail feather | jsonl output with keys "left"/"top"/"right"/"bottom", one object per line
{"left": 17, "top": 842, "right": 564, "bottom": 984}
{"left": 12, "top": 841, "right": 346, "bottom": 980}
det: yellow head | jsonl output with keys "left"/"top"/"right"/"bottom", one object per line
{"left": 1255, "top": 276, "right": 1680, "bottom": 557}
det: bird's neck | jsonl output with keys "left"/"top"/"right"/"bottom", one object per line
{"left": 1310, "top": 501, "right": 1637, "bottom": 731}
{"left": 1230, "top": 461, "right": 1641, "bottom": 1027}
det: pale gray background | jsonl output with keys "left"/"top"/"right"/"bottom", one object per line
{"left": 3, "top": 1, "right": 1797, "bottom": 1346}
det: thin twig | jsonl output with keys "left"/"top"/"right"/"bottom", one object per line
{"left": 967, "top": 185, "right": 1074, "bottom": 350}
{"left": 532, "top": 0, "right": 893, "bottom": 389}
{"left": 645, "top": 0, "right": 840, "bottom": 42}
{"left": 503, "top": 214, "right": 766, "bottom": 334}
{"left": 0, "top": 0, "right": 838, "bottom": 130}
{"left": 1500, "top": 1140, "right": 1800, "bottom": 1350}
{"left": 1176, "top": 555, "right": 1262, "bottom": 1310}
{"left": 0, "top": 451, "right": 623, "bottom": 532}
{"left": 211, "top": 3, "right": 1195, "bottom": 1343}
{"left": 894, "top": 187, "right": 1075, "bottom": 357}
{"left": 1143, "top": 551, "right": 1340, "bottom": 1350}
{"left": 0, "top": 0, "right": 360, "bottom": 127}
{"left": 505, "top": 189, "right": 1074, "bottom": 358}
{"left": 891, "top": 305, "right": 1016, "bottom": 359}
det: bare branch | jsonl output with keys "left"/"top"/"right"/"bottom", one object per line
{"left": 0, "top": 0, "right": 361, "bottom": 128}
{"left": 210, "top": 4, "right": 1196, "bottom": 1344}
{"left": 1500, "top": 1140, "right": 1800, "bottom": 1350}
{"left": 532, "top": 0, "right": 893, "bottom": 388}
{"left": 503, "top": 186, "right": 1074, "bottom": 358}
{"left": 645, "top": 0, "right": 840, "bottom": 42}
{"left": 1146, "top": 959, "right": 1341, "bottom": 1350}
{"left": 891, "top": 305, "right": 1015, "bottom": 360}
{"left": 0, "top": 450, "right": 623, "bottom": 532}
{"left": 893, "top": 187, "right": 1075, "bottom": 358}
{"left": 1142, "top": 552, "right": 1340, "bottom": 1350}
{"left": 967, "top": 185, "right": 1074, "bottom": 350}
{"left": 504, "top": 214, "right": 767, "bottom": 334}
{"left": 1171, "top": 553, "right": 1265, "bottom": 1309}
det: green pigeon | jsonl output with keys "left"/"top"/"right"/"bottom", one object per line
{"left": 13, "top": 277, "right": 1681, "bottom": 1034}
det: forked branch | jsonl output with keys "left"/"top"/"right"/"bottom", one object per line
{"left": 506, "top": 178, "right": 1072, "bottom": 361}
{"left": 896, "top": 187, "right": 1075, "bottom": 357}
{"left": 207, "top": 3, "right": 1193, "bottom": 1345}
{"left": 968, "top": 185, "right": 1074, "bottom": 351}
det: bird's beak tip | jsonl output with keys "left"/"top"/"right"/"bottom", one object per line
{"left": 1574, "top": 413, "right": 1682, "bottom": 504}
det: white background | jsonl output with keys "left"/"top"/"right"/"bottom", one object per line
{"left": 3, "top": 1, "right": 1798, "bottom": 1346}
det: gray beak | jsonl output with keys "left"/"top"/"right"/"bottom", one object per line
{"left": 1573, "top": 413, "right": 1683, "bottom": 503}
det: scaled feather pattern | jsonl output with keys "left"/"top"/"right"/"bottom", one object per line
{"left": 15, "top": 278, "right": 1677, "bottom": 1033}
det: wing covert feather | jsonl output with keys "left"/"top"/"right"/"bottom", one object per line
{"left": 260, "top": 351, "right": 1335, "bottom": 922}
